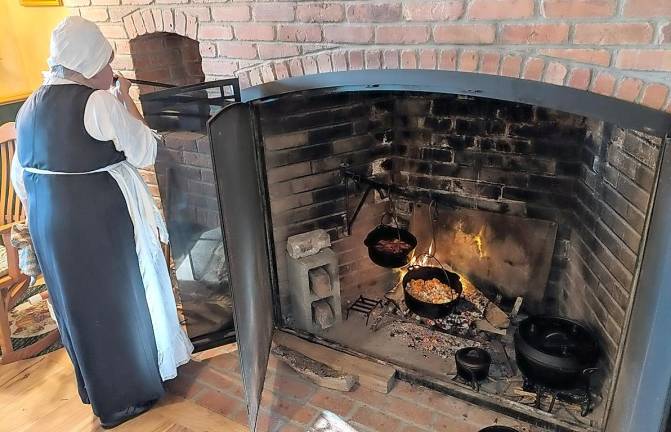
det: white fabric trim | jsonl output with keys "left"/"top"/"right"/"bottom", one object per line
{"left": 23, "top": 161, "right": 125, "bottom": 175}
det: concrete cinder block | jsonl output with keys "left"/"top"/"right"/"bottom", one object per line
{"left": 309, "top": 267, "right": 332, "bottom": 297}
{"left": 287, "top": 229, "right": 331, "bottom": 259}
{"left": 287, "top": 248, "right": 342, "bottom": 333}
{"left": 312, "top": 300, "right": 335, "bottom": 330}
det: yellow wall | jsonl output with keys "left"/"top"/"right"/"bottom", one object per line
{"left": 0, "top": 0, "right": 68, "bottom": 103}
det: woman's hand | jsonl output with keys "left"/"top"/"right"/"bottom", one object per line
{"left": 113, "top": 72, "right": 147, "bottom": 126}
{"left": 113, "top": 72, "right": 132, "bottom": 96}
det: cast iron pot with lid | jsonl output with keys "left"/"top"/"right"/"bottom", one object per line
{"left": 514, "top": 315, "right": 599, "bottom": 390}
{"left": 402, "top": 255, "right": 462, "bottom": 319}
{"left": 455, "top": 347, "right": 491, "bottom": 392}
{"left": 364, "top": 213, "right": 417, "bottom": 269}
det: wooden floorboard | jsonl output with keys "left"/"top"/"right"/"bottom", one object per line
{"left": 0, "top": 350, "right": 249, "bottom": 432}
{"left": 0, "top": 354, "right": 49, "bottom": 386}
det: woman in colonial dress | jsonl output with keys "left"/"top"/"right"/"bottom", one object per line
{"left": 11, "top": 16, "right": 193, "bottom": 429}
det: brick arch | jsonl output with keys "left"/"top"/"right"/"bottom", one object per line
{"left": 237, "top": 47, "right": 671, "bottom": 114}
{"left": 122, "top": 9, "right": 199, "bottom": 41}
{"left": 120, "top": 9, "right": 205, "bottom": 94}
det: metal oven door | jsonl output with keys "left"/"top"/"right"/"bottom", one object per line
{"left": 208, "top": 102, "right": 275, "bottom": 432}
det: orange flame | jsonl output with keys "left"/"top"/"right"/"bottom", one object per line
{"left": 473, "top": 226, "right": 486, "bottom": 258}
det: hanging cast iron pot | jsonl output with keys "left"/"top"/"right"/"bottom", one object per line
{"left": 364, "top": 213, "right": 417, "bottom": 269}
{"left": 402, "top": 255, "right": 462, "bottom": 319}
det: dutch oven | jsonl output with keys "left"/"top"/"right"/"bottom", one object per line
{"left": 455, "top": 347, "right": 491, "bottom": 391}
{"left": 364, "top": 215, "right": 417, "bottom": 268}
{"left": 402, "top": 264, "right": 462, "bottom": 319}
{"left": 514, "top": 316, "right": 599, "bottom": 390}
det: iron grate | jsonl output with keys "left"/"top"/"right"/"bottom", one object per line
{"left": 346, "top": 296, "right": 382, "bottom": 325}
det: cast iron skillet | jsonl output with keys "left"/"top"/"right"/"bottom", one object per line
{"left": 514, "top": 315, "right": 599, "bottom": 390}
{"left": 402, "top": 262, "right": 462, "bottom": 319}
{"left": 364, "top": 215, "right": 417, "bottom": 268}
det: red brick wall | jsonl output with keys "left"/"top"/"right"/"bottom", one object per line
{"left": 71, "top": 0, "right": 671, "bottom": 112}
{"left": 130, "top": 32, "right": 205, "bottom": 94}
{"left": 256, "top": 92, "right": 395, "bottom": 319}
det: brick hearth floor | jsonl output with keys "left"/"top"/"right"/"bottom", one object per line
{"left": 166, "top": 348, "right": 543, "bottom": 432}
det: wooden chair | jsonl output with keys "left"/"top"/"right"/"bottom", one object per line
{"left": 0, "top": 122, "right": 59, "bottom": 364}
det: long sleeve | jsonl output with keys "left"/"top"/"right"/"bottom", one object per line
{"left": 84, "top": 90, "right": 157, "bottom": 168}
{"left": 11, "top": 151, "right": 27, "bottom": 210}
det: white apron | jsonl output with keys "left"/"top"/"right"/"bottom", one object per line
{"left": 25, "top": 160, "right": 193, "bottom": 381}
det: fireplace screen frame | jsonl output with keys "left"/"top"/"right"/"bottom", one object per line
{"left": 207, "top": 70, "right": 671, "bottom": 432}
{"left": 150, "top": 78, "right": 242, "bottom": 351}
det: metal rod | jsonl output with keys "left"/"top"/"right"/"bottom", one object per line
{"left": 344, "top": 172, "right": 350, "bottom": 235}
{"left": 128, "top": 78, "right": 177, "bottom": 88}
{"left": 142, "top": 78, "right": 239, "bottom": 99}
{"left": 347, "top": 184, "right": 374, "bottom": 235}
{"left": 341, "top": 169, "right": 426, "bottom": 234}
{"left": 549, "top": 394, "right": 557, "bottom": 413}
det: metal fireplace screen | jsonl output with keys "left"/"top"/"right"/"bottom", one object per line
{"left": 140, "top": 78, "right": 240, "bottom": 133}
{"left": 149, "top": 78, "right": 241, "bottom": 353}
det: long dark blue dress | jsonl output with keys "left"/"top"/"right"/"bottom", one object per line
{"left": 15, "top": 84, "right": 165, "bottom": 421}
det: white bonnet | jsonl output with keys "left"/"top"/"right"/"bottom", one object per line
{"left": 47, "top": 16, "right": 113, "bottom": 79}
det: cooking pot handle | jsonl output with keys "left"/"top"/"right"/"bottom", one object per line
{"left": 415, "top": 253, "right": 442, "bottom": 266}
{"left": 580, "top": 368, "right": 598, "bottom": 417}
{"left": 379, "top": 212, "right": 399, "bottom": 227}
{"left": 415, "top": 253, "right": 451, "bottom": 276}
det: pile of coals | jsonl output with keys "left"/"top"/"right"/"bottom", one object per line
{"left": 387, "top": 321, "right": 482, "bottom": 359}
{"left": 416, "top": 275, "right": 489, "bottom": 337}
{"left": 373, "top": 272, "right": 507, "bottom": 341}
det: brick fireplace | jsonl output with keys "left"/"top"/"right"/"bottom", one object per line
{"left": 68, "top": 1, "right": 671, "bottom": 431}
{"left": 249, "top": 87, "right": 663, "bottom": 431}
{"left": 139, "top": 68, "right": 669, "bottom": 431}
{"left": 254, "top": 89, "right": 661, "bottom": 359}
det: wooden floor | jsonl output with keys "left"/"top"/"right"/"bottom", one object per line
{"left": 0, "top": 349, "right": 248, "bottom": 432}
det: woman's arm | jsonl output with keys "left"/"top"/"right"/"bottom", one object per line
{"left": 84, "top": 88, "right": 157, "bottom": 168}
{"left": 113, "top": 74, "right": 147, "bottom": 126}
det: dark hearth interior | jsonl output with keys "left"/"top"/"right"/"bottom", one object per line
{"left": 256, "top": 90, "right": 662, "bottom": 431}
